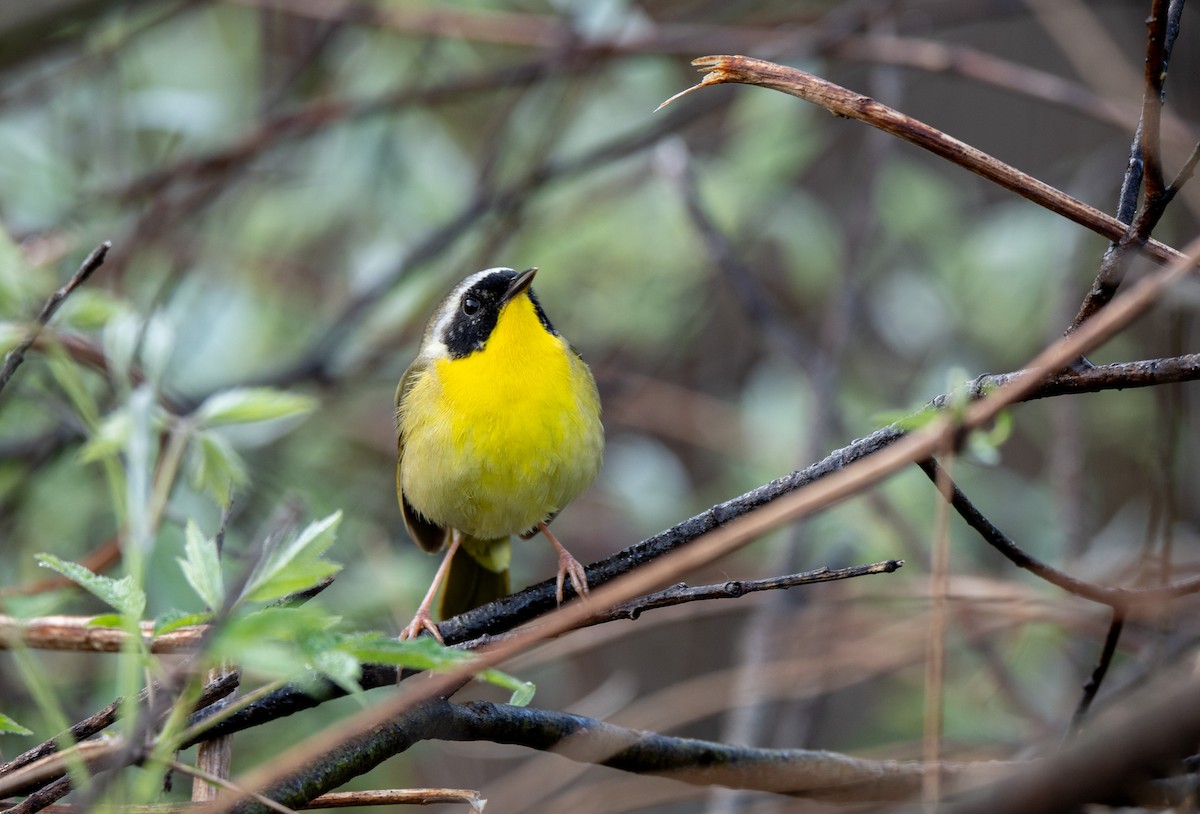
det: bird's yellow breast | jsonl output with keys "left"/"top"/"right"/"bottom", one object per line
{"left": 398, "top": 295, "right": 603, "bottom": 540}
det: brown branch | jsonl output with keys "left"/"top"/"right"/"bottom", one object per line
{"left": 0, "top": 242, "right": 109, "bottom": 398}
{"left": 1139, "top": 0, "right": 1170, "bottom": 203}
{"left": 0, "top": 615, "right": 206, "bottom": 654}
{"left": 658, "top": 56, "right": 1183, "bottom": 266}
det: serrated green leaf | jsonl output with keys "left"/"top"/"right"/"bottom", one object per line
{"left": 0, "top": 713, "right": 33, "bottom": 736}
{"left": 245, "top": 560, "right": 341, "bottom": 603}
{"left": 210, "top": 606, "right": 335, "bottom": 682}
{"left": 178, "top": 520, "right": 225, "bottom": 610}
{"left": 36, "top": 554, "right": 146, "bottom": 618}
{"left": 186, "top": 429, "right": 248, "bottom": 504}
{"left": 153, "top": 609, "right": 211, "bottom": 637}
{"left": 243, "top": 512, "right": 343, "bottom": 603}
{"left": 195, "top": 387, "right": 318, "bottom": 427}
{"left": 79, "top": 408, "right": 131, "bottom": 463}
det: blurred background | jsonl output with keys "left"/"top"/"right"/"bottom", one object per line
{"left": 1, "top": 1, "right": 1198, "bottom": 811}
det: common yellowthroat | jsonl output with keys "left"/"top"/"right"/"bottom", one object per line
{"left": 395, "top": 267, "right": 604, "bottom": 640}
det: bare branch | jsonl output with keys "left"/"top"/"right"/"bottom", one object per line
{"left": 659, "top": 56, "right": 1184, "bottom": 266}
{"left": 0, "top": 242, "right": 109, "bottom": 398}
{"left": 601, "top": 560, "right": 904, "bottom": 622}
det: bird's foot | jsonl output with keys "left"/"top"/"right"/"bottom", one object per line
{"left": 399, "top": 607, "right": 444, "bottom": 644}
{"left": 555, "top": 549, "right": 591, "bottom": 605}
{"left": 538, "top": 521, "right": 590, "bottom": 604}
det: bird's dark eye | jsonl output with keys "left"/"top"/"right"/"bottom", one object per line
{"left": 462, "top": 297, "right": 481, "bottom": 316}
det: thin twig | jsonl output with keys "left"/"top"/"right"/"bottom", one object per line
{"left": 924, "top": 452, "right": 955, "bottom": 804}
{"left": 1066, "top": 608, "right": 1125, "bottom": 740}
{"left": 917, "top": 459, "right": 1200, "bottom": 608}
{"left": 0, "top": 242, "right": 110, "bottom": 397}
{"left": 602, "top": 560, "right": 904, "bottom": 621}
{"left": 658, "top": 56, "right": 1183, "bottom": 266}
{"left": 168, "top": 759, "right": 294, "bottom": 814}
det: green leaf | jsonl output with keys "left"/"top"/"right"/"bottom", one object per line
{"left": 88, "top": 613, "right": 124, "bottom": 628}
{"left": 298, "top": 629, "right": 361, "bottom": 694}
{"left": 195, "top": 387, "right": 318, "bottom": 427}
{"left": 243, "top": 512, "right": 343, "bottom": 603}
{"left": 0, "top": 713, "right": 33, "bottom": 736}
{"left": 186, "top": 429, "right": 248, "bottom": 504}
{"left": 968, "top": 409, "right": 1013, "bottom": 466}
{"left": 479, "top": 669, "right": 536, "bottom": 707}
{"left": 211, "top": 606, "right": 336, "bottom": 682}
{"left": 178, "top": 520, "right": 225, "bottom": 610}
{"left": 341, "top": 635, "right": 535, "bottom": 706}
{"left": 35, "top": 554, "right": 146, "bottom": 618}
{"left": 153, "top": 609, "right": 211, "bottom": 637}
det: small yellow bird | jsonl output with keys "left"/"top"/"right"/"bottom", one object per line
{"left": 395, "top": 267, "right": 604, "bottom": 640}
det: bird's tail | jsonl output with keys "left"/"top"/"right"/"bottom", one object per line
{"left": 438, "top": 537, "right": 510, "bottom": 620}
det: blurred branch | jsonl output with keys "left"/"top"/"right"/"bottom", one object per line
{"left": 0, "top": 1, "right": 164, "bottom": 72}
{"left": 948, "top": 663, "right": 1200, "bottom": 813}
{"left": 113, "top": 53, "right": 605, "bottom": 203}
{"left": 1066, "top": 608, "right": 1125, "bottom": 739}
{"left": 0, "top": 242, "right": 109, "bottom": 399}
{"left": 236, "top": 698, "right": 1008, "bottom": 813}
{"left": 228, "top": 1, "right": 1200, "bottom": 146}
{"left": 660, "top": 55, "right": 1185, "bottom": 266}
{"left": 243, "top": 93, "right": 725, "bottom": 392}
{"left": 661, "top": 139, "right": 819, "bottom": 367}
{"left": 918, "top": 458, "right": 1200, "bottom": 607}
{"left": 829, "top": 34, "right": 1194, "bottom": 145}
{"left": 0, "top": 671, "right": 239, "bottom": 799}
{"left": 223, "top": 0, "right": 802, "bottom": 56}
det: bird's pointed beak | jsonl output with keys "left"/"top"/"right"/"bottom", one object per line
{"left": 502, "top": 267, "right": 538, "bottom": 304}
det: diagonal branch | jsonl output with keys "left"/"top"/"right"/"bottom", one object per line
{"left": 0, "top": 242, "right": 110, "bottom": 398}
{"left": 658, "top": 56, "right": 1183, "bottom": 266}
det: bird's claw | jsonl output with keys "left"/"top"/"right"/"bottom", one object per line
{"left": 555, "top": 550, "right": 590, "bottom": 605}
{"left": 399, "top": 609, "right": 444, "bottom": 644}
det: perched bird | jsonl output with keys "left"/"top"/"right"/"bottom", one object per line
{"left": 395, "top": 267, "right": 604, "bottom": 640}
